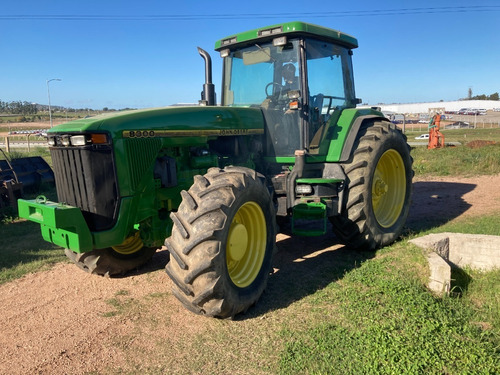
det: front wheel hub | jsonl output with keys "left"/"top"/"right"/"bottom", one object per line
{"left": 227, "top": 223, "right": 249, "bottom": 262}
{"left": 226, "top": 201, "right": 267, "bottom": 288}
{"left": 111, "top": 231, "right": 143, "bottom": 255}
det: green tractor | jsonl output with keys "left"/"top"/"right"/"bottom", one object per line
{"left": 18, "top": 21, "right": 413, "bottom": 318}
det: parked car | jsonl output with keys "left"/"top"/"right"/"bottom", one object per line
{"left": 445, "top": 121, "right": 473, "bottom": 129}
{"left": 465, "top": 109, "right": 479, "bottom": 115}
{"left": 415, "top": 134, "right": 429, "bottom": 140}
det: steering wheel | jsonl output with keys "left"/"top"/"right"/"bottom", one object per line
{"left": 265, "top": 82, "right": 283, "bottom": 98}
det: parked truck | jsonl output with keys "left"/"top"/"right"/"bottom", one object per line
{"left": 18, "top": 21, "right": 413, "bottom": 318}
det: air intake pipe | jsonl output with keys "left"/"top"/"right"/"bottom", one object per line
{"left": 197, "top": 47, "right": 216, "bottom": 106}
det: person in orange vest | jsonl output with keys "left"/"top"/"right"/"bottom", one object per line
{"left": 428, "top": 113, "right": 445, "bottom": 149}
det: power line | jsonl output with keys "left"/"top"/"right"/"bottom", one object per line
{"left": 2, "top": 6, "right": 500, "bottom": 21}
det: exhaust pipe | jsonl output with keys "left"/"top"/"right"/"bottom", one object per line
{"left": 197, "top": 47, "right": 216, "bottom": 106}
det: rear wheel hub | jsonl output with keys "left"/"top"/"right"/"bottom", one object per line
{"left": 372, "top": 149, "right": 406, "bottom": 228}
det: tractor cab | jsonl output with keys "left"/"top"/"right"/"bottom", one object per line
{"left": 215, "top": 22, "right": 359, "bottom": 158}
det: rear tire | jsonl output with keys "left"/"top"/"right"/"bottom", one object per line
{"left": 331, "top": 121, "right": 413, "bottom": 250}
{"left": 65, "top": 232, "right": 157, "bottom": 276}
{"left": 165, "top": 166, "right": 276, "bottom": 319}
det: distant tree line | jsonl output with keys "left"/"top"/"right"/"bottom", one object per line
{"left": 0, "top": 100, "right": 38, "bottom": 115}
{"left": 465, "top": 92, "right": 499, "bottom": 101}
{"left": 469, "top": 92, "right": 499, "bottom": 101}
{"left": 0, "top": 99, "right": 133, "bottom": 116}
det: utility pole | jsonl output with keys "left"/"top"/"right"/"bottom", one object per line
{"left": 47, "top": 78, "right": 62, "bottom": 127}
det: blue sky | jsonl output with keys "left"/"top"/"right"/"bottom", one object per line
{"left": 1, "top": 1, "right": 499, "bottom": 109}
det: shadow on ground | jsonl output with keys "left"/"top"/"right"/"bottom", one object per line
{"left": 406, "top": 181, "right": 476, "bottom": 232}
{"left": 123, "top": 248, "right": 170, "bottom": 276}
{"left": 238, "top": 221, "right": 374, "bottom": 319}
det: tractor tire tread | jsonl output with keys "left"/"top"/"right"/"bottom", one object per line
{"left": 331, "top": 120, "right": 413, "bottom": 250}
{"left": 165, "top": 166, "right": 276, "bottom": 318}
{"left": 65, "top": 246, "right": 157, "bottom": 276}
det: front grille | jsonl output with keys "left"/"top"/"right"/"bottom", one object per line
{"left": 51, "top": 145, "right": 118, "bottom": 231}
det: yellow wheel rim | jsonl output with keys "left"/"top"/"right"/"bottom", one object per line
{"left": 372, "top": 149, "right": 406, "bottom": 228}
{"left": 112, "top": 231, "right": 144, "bottom": 255}
{"left": 226, "top": 201, "right": 267, "bottom": 288}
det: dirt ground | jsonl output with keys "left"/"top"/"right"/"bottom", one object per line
{"left": 1, "top": 174, "right": 500, "bottom": 374}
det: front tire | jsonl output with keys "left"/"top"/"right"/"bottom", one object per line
{"left": 331, "top": 121, "right": 413, "bottom": 250}
{"left": 165, "top": 166, "right": 276, "bottom": 319}
{"left": 65, "top": 232, "right": 157, "bottom": 276}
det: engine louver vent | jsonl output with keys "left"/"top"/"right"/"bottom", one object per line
{"left": 126, "top": 137, "right": 163, "bottom": 189}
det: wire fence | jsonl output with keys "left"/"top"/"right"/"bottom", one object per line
{"left": 448, "top": 115, "right": 500, "bottom": 129}
{"left": 390, "top": 113, "right": 500, "bottom": 132}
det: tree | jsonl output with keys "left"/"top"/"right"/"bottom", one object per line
{"left": 468, "top": 92, "right": 500, "bottom": 101}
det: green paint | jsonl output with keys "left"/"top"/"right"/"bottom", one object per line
{"left": 18, "top": 199, "right": 92, "bottom": 252}
{"left": 326, "top": 108, "right": 385, "bottom": 162}
{"left": 215, "top": 21, "right": 358, "bottom": 50}
{"left": 296, "top": 178, "right": 343, "bottom": 184}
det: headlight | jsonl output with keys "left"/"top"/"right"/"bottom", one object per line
{"left": 48, "top": 133, "right": 109, "bottom": 146}
{"left": 296, "top": 184, "right": 313, "bottom": 194}
{"left": 70, "top": 135, "right": 86, "bottom": 146}
{"left": 60, "top": 135, "right": 70, "bottom": 146}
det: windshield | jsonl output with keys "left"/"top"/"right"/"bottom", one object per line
{"left": 221, "top": 40, "right": 302, "bottom": 157}
{"left": 222, "top": 40, "right": 300, "bottom": 106}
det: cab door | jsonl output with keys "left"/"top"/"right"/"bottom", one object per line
{"left": 304, "top": 39, "right": 357, "bottom": 155}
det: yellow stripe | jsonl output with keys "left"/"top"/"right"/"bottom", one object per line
{"left": 123, "top": 128, "right": 264, "bottom": 138}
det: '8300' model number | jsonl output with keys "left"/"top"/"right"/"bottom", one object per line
{"left": 124, "top": 128, "right": 262, "bottom": 138}
{"left": 126, "top": 130, "right": 156, "bottom": 138}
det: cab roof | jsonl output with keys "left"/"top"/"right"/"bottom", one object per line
{"left": 215, "top": 21, "right": 358, "bottom": 51}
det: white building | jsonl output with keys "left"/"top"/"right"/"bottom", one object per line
{"left": 363, "top": 100, "right": 500, "bottom": 114}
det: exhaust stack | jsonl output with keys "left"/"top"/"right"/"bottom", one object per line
{"left": 197, "top": 47, "right": 216, "bottom": 106}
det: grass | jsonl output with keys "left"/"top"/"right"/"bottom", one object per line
{"left": 411, "top": 141, "right": 500, "bottom": 177}
{"left": 438, "top": 212, "right": 500, "bottom": 236}
{"left": 278, "top": 247, "right": 500, "bottom": 374}
{"left": 0, "top": 219, "right": 67, "bottom": 284}
{"left": 0, "top": 171, "right": 60, "bottom": 283}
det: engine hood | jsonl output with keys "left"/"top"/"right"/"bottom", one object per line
{"left": 48, "top": 106, "right": 266, "bottom": 139}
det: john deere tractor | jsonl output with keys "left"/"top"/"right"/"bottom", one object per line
{"left": 18, "top": 22, "right": 413, "bottom": 318}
